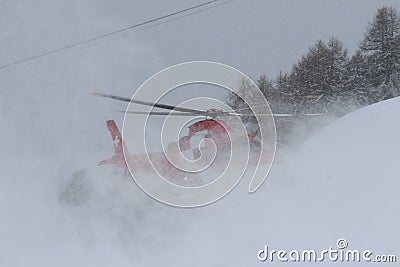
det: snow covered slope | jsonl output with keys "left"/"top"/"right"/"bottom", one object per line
{"left": 1, "top": 97, "right": 399, "bottom": 267}
{"left": 157, "top": 96, "right": 400, "bottom": 266}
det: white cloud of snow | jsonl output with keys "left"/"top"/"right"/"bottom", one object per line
{"left": 1, "top": 1, "right": 399, "bottom": 266}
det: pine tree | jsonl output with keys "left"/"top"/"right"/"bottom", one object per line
{"left": 325, "top": 37, "right": 348, "bottom": 103}
{"left": 360, "top": 6, "right": 400, "bottom": 91}
{"left": 287, "top": 40, "right": 329, "bottom": 109}
{"left": 286, "top": 38, "right": 348, "bottom": 111}
{"left": 344, "top": 50, "right": 369, "bottom": 105}
{"left": 256, "top": 74, "right": 277, "bottom": 111}
{"left": 275, "top": 71, "right": 295, "bottom": 113}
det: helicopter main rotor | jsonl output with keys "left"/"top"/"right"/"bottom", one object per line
{"left": 91, "top": 93, "right": 327, "bottom": 119}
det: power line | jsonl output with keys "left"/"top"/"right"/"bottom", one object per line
{"left": 118, "top": 0, "right": 234, "bottom": 40}
{"left": 0, "top": 0, "right": 232, "bottom": 70}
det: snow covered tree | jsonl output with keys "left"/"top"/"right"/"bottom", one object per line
{"left": 256, "top": 74, "right": 279, "bottom": 111}
{"left": 287, "top": 40, "right": 327, "bottom": 108}
{"left": 324, "top": 37, "right": 349, "bottom": 103}
{"left": 344, "top": 50, "right": 370, "bottom": 105}
{"left": 275, "top": 71, "right": 296, "bottom": 113}
{"left": 227, "top": 75, "right": 275, "bottom": 113}
{"left": 226, "top": 77, "right": 251, "bottom": 112}
{"left": 360, "top": 7, "right": 400, "bottom": 93}
{"left": 286, "top": 38, "right": 348, "bottom": 111}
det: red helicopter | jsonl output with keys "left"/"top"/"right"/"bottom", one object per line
{"left": 93, "top": 93, "right": 325, "bottom": 183}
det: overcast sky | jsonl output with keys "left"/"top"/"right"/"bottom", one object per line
{"left": 2, "top": 0, "right": 400, "bottom": 82}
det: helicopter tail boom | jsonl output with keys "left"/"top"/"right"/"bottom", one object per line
{"left": 97, "top": 120, "right": 126, "bottom": 168}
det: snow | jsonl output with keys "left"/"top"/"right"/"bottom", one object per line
{"left": 2, "top": 1, "right": 400, "bottom": 265}
{"left": 1, "top": 84, "right": 399, "bottom": 266}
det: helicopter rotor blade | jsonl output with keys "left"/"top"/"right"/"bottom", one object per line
{"left": 91, "top": 93, "right": 207, "bottom": 115}
{"left": 227, "top": 112, "right": 328, "bottom": 117}
{"left": 229, "top": 105, "right": 269, "bottom": 112}
{"left": 91, "top": 93, "right": 327, "bottom": 118}
{"left": 119, "top": 111, "right": 205, "bottom": 116}
{"left": 120, "top": 110, "right": 327, "bottom": 118}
